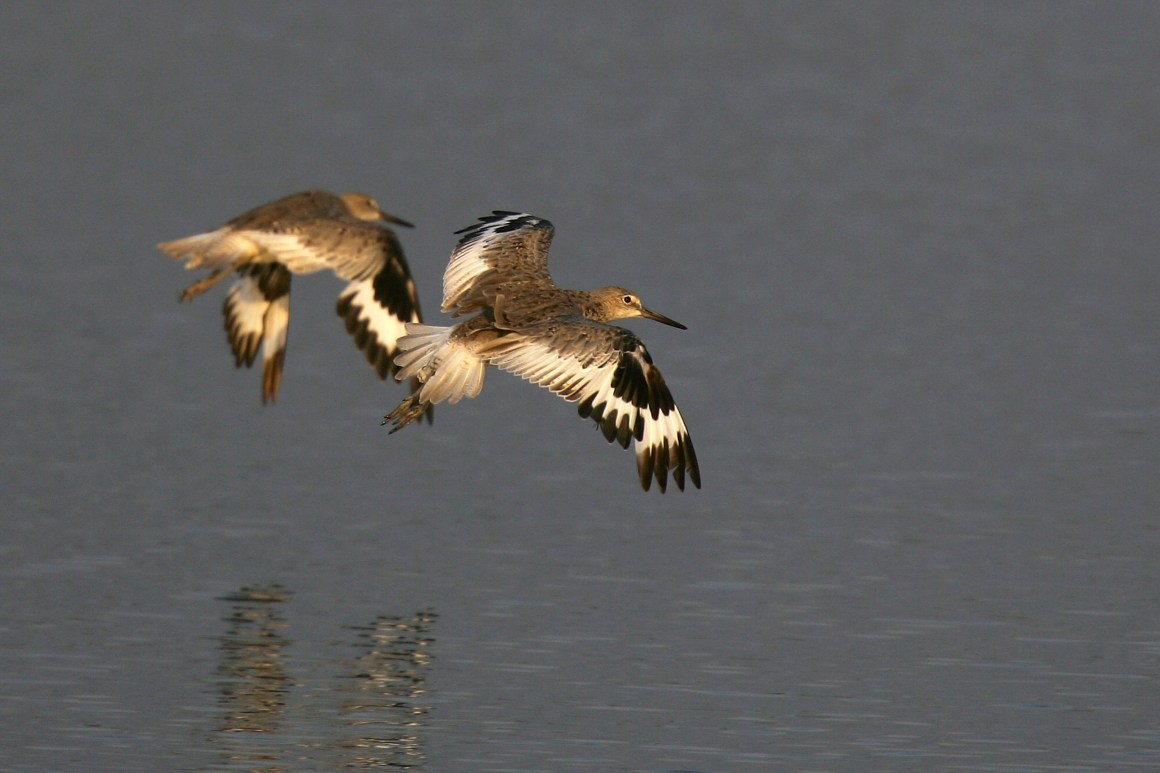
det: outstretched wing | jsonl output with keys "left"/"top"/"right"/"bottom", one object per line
{"left": 240, "top": 219, "right": 402, "bottom": 281}
{"left": 484, "top": 320, "right": 700, "bottom": 492}
{"left": 223, "top": 263, "right": 292, "bottom": 404}
{"left": 337, "top": 241, "right": 423, "bottom": 379}
{"left": 442, "top": 211, "right": 556, "bottom": 317}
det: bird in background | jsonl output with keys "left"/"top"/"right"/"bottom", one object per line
{"left": 384, "top": 211, "right": 699, "bottom": 492}
{"left": 158, "top": 189, "right": 430, "bottom": 414}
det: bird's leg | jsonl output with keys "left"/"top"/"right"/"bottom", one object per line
{"left": 179, "top": 269, "right": 230, "bottom": 301}
{"left": 178, "top": 257, "right": 250, "bottom": 301}
{"left": 383, "top": 393, "right": 431, "bottom": 434}
{"left": 409, "top": 377, "right": 434, "bottom": 424}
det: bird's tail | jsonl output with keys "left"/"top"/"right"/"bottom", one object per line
{"left": 157, "top": 229, "right": 252, "bottom": 271}
{"left": 384, "top": 323, "right": 488, "bottom": 431}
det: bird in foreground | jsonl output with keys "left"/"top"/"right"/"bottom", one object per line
{"left": 158, "top": 189, "right": 429, "bottom": 412}
{"left": 383, "top": 211, "right": 699, "bottom": 492}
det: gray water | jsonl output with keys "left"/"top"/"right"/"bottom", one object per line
{"left": 1, "top": 2, "right": 1158, "bottom": 771}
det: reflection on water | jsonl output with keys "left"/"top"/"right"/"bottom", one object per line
{"left": 209, "top": 584, "right": 436, "bottom": 771}
{"left": 337, "top": 611, "right": 437, "bottom": 769}
{"left": 214, "top": 584, "right": 295, "bottom": 771}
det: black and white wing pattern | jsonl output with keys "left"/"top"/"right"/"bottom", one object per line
{"left": 442, "top": 212, "right": 556, "bottom": 317}
{"left": 483, "top": 319, "right": 700, "bottom": 492}
{"left": 231, "top": 220, "right": 424, "bottom": 379}
{"left": 223, "top": 263, "right": 292, "bottom": 404}
{"left": 160, "top": 191, "right": 425, "bottom": 405}
{"left": 336, "top": 230, "right": 424, "bottom": 380}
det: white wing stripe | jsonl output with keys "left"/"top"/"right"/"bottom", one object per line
{"left": 224, "top": 276, "right": 269, "bottom": 365}
{"left": 338, "top": 280, "right": 411, "bottom": 378}
{"left": 262, "top": 295, "right": 290, "bottom": 368}
{"left": 485, "top": 336, "right": 696, "bottom": 490}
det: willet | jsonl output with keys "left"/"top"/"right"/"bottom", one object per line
{"left": 384, "top": 211, "right": 699, "bottom": 492}
{"left": 158, "top": 189, "right": 429, "bottom": 410}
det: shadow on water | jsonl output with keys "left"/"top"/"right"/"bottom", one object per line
{"left": 210, "top": 584, "right": 435, "bottom": 771}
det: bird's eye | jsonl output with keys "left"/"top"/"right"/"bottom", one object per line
{"left": 622, "top": 295, "right": 633, "bottom": 305}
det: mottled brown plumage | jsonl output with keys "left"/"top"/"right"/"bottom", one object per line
{"left": 158, "top": 189, "right": 427, "bottom": 410}
{"left": 384, "top": 211, "right": 698, "bottom": 492}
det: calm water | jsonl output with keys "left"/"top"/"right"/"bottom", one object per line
{"left": 1, "top": 2, "right": 1158, "bottom": 771}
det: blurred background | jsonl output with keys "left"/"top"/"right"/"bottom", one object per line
{"left": 1, "top": 2, "right": 1157, "bottom": 770}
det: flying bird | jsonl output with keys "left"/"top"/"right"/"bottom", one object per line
{"left": 384, "top": 211, "right": 698, "bottom": 492}
{"left": 158, "top": 189, "right": 428, "bottom": 412}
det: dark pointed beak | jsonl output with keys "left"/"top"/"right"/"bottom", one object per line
{"left": 640, "top": 306, "right": 687, "bottom": 330}
{"left": 378, "top": 211, "right": 415, "bottom": 228}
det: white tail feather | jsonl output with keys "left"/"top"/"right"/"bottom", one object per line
{"left": 393, "top": 324, "right": 488, "bottom": 405}
{"left": 394, "top": 325, "right": 453, "bottom": 377}
{"left": 157, "top": 229, "right": 257, "bottom": 271}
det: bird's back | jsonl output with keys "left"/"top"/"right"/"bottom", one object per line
{"left": 226, "top": 190, "right": 351, "bottom": 231}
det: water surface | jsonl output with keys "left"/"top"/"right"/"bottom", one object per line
{"left": 1, "top": 3, "right": 1157, "bottom": 771}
